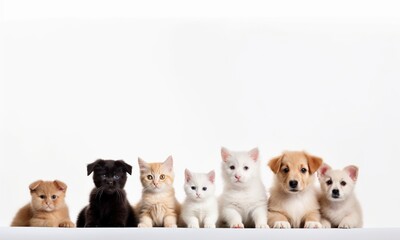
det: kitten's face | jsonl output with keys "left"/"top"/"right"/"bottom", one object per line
{"left": 318, "top": 164, "right": 358, "bottom": 202}
{"left": 221, "top": 147, "right": 260, "bottom": 187}
{"left": 29, "top": 180, "right": 67, "bottom": 212}
{"left": 87, "top": 159, "right": 132, "bottom": 194}
{"left": 138, "top": 156, "right": 175, "bottom": 193}
{"left": 184, "top": 169, "right": 215, "bottom": 201}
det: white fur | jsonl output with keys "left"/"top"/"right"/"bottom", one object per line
{"left": 218, "top": 147, "right": 268, "bottom": 228}
{"left": 181, "top": 170, "right": 218, "bottom": 228}
{"left": 318, "top": 164, "right": 363, "bottom": 228}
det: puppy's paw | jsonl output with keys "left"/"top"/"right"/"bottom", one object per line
{"left": 304, "top": 221, "right": 322, "bottom": 229}
{"left": 230, "top": 223, "right": 244, "bottom": 228}
{"left": 273, "top": 221, "right": 291, "bottom": 229}
{"left": 255, "top": 223, "right": 269, "bottom": 228}
{"left": 138, "top": 223, "right": 152, "bottom": 228}
{"left": 187, "top": 223, "right": 200, "bottom": 228}
{"left": 320, "top": 219, "right": 331, "bottom": 228}
{"left": 59, "top": 220, "right": 75, "bottom": 228}
{"left": 204, "top": 223, "right": 216, "bottom": 228}
{"left": 339, "top": 222, "right": 355, "bottom": 229}
{"left": 164, "top": 223, "right": 178, "bottom": 228}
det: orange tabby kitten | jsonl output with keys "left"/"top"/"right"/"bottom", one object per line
{"left": 11, "top": 180, "right": 75, "bottom": 227}
{"left": 136, "top": 156, "right": 180, "bottom": 227}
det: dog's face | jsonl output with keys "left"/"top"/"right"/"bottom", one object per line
{"left": 318, "top": 164, "right": 358, "bottom": 202}
{"left": 268, "top": 151, "right": 323, "bottom": 194}
{"left": 87, "top": 159, "right": 132, "bottom": 194}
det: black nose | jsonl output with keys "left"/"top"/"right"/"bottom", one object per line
{"left": 332, "top": 189, "right": 339, "bottom": 195}
{"left": 289, "top": 180, "right": 298, "bottom": 188}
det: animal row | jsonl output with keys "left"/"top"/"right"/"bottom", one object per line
{"left": 11, "top": 147, "right": 363, "bottom": 229}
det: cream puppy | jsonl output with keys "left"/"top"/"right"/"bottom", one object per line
{"left": 317, "top": 163, "right": 363, "bottom": 228}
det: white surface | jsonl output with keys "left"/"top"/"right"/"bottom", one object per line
{"left": 1, "top": 1, "right": 400, "bottom": 228}
{"left": 2, "top": 228, "right": 400, "bottom": 240}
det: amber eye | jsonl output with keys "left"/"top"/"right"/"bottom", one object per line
{"left": 39, "top": 195, "right": 46, "bottom": 199}
{"left": 301, "top": 168, "right": 307, "bottom": 174}
{"left": 326, "top": 179, "right": 333, "bottom": 185}
{"left": 160, "top": 174, "right": 165, "bottom": 180}
{"left": 147, "top": 175, "right": 153, "bottom": 180}
{"left": 283, "top": 167, "right": 289, "bottom": 173}
{"left": 51, "top": 195, "right": 57, "bottom": 200}
{"left": 340, "top": 181, "right": 347, "bottom": 186}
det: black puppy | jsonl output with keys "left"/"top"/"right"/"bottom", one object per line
{"left": 76, "top": 159, "right": 138, "bottom": 227}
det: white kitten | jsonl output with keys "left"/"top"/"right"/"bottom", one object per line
{"left": 181, "top": 169, "right": 218, "bottom": 228}
{"left": 218, "top": 147, "right": 268, "bottom": 228}
{"left": 318, "top": 163, "right": 363, "bottom": 228}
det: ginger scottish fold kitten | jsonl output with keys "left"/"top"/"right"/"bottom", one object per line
{"left": 136, "top": 156, "right": 180, "bottom": 227}
{"left": 11, "top": 180, "right": 75, "bottom": 227}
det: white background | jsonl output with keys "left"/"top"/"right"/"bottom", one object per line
{"left": 1, "top": 0, "right": 400, "bottom": 228}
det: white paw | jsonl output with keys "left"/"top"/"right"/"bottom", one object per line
{"left": 187, "top": 223, "right": 200, "bottom": 228}
{"left": 165, "top": 223, "right": 178, "bottom": 228}
{"left": 204, "top": 223, "right": 216, "bottom": 228}
{"left": 230, "top": 223, "right": 244, "bottom": 228}
{"left": 138, "top": 223, "right": 152, "bottom": 228}
{"left": 273, "top": 221, "right": 291, "bottom": 229}
{"left": 339, "top": 222, "right": 355, "bottom": 229}
{"left": 255, "top": 223, "right": 269, "bottom": 228}
{"left": 304, "top": 221, "right": 322, "bottom": 229}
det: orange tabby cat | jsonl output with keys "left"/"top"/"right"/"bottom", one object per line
{"left": 11, "top": 180, "right": 75, "bottom": 227}
{"left": 136, "top": 156, "right": 180, "bottom": 227}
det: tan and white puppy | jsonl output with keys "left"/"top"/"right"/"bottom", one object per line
{"left": 267, "top": 151, "right": 323, "bottom": 228}
{"left": 317, "top": 163, "right": 363, "bottom": 228}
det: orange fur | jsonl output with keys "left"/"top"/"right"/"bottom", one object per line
{"left": 11, "top": 180, "right": 74, "bottom": 227}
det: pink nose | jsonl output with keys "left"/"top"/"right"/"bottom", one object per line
{"left": 196, "top": 193, "right": 200, "bottom": 197}
{"left": 235, "top": 175, "right": 241, "bottom": 180}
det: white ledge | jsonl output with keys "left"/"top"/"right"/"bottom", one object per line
{"left": 1, "top": 227, "right": 400, "bottom": 240}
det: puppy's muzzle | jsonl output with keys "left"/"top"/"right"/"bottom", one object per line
{"left": 332, "top": 189, "right": 340, "bottom": 198}
{"left": 289, "top": 180, "right": 298, "bottom": 191}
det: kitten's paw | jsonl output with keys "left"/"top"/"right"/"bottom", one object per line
{"left": 204, "top": 223, "right": 216, "bottom": 228}
{"left": 321, "top": 219, "right": 331, "bottom": 228}
{"left": 255, "top": 223, "right": 269, "bottom": 228}
{"left": 138, "top": 223, "right": 152, "bottom": 228}
{"left": 273, "top": 221, "right": 291, "bottom": 229}
{"left": 338, "top": 222, "right": 355, "bottom": 229}
{"left": 59, "top": 221, "right": 75, "bottom": 228}
{"left": 230, "top": 223, "right": 244, "bottom": 228}
{"left": 187, "top": 223, "right": 200, "bottom": 228}
{"left": 164, "top": 223, "right": 178, "bottom": 228}
{"left": 304, "top": 221, "right": 322, "bottom": 229}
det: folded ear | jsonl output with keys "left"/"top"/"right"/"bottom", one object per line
{"left": 116, "top": 160, "right": 132, "bottom": 175}
{"left": 163, "top": 156, "right": 173, "bottom": 172}
{"left": 208, "top": 170, "right": 216, "bottom": 184}
{"left": 344, "top": 165, "right": 359, "bottom": 182}
{"left": 53, "top": 180, "right": 67, "bottom": 192}
{"left": 248, "top": 147, "right": 259, "bottom": 162}
{"left": 318, "top": 163, "right": 331, "bottom": 179}
{"left": 87, "top": 159, "right": 105, "bottom": 176}
{"left": 29, "top": 180, "right": 43, "bottom": 192}
{"left": 305, "top": 152, "right": 323, "bottom": 174}
{"left": 184, "top": 169, "right": 192, "bottom": 183}
{"left": 221, "top": 147, "right": 231, "bottom": 162}
{"left": 268, "top": 154, "right": 283, "bottom": 174}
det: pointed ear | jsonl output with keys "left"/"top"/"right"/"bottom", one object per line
{"left": 344, "top": 165, "right": 358, "bottom": 182}
{"left": 116, "top": 160, "right": 132, "bottom": 175}
{"left": 53, "top": 180, "right": 67, "bottom": 192}
{"left": 184, "top": 169, "right": 192, "bottom": 182}
{"left": 248, "top": 147, "right": 259, "bottom": 162}
{"left": 87, "top": 159, "right": 104, "bottom": 176}
{"left": 318, "top": 163, "right": 331, "bottom": 179}
{"left": 208, "top": 170, "right": 216, "bottom": 184}
{"left": 163, "top": 155, "right": 173, "bottom": 172}
{"left": 268, "top": 154, "right": 283, "bottom": 174}
{"left": 221, "top": 147, "right": 231, "bottom": 162}
{"left": 138, "top": 157, "right": 148, "bottom": 172}
{"left": 305, "top": 153, "right": 323, "bottom": 174}
{"left": 29, "top": 180, "right": 43, "bottom": 192}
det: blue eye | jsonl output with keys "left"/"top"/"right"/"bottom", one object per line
{"left": 113, "top": 175, "right": 120, "bottom": 180}
{"left": 202, "top": 187, "right": 207, "bottom": 191}
{"left": 101, "top": 174, "right": 106, "bottom": 178}
{"left": 191, "top": 186, "right": 196, "bottom": 190}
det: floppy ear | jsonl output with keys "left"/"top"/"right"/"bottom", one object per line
{"left": 221, "top": 147, "right": 231, "bottom": 162}
{"left": 208, "top": 170, "right": 216, "bottom": 184}
{"left": 184, "top": 169, "right": 192, "bottom": 183}
{"left": 53, "top": 180, "right": 67, "bottom": 192}
{"left": 317, "top": 163, "right": 331, "bottom": 179}
{"left": 305, "top": 153, "right": 323, "bottom": 174}
{"left": 163, "top": 156, "right": 173, "bottom": 172}
{"left": 116, "top": 160, "right": 132, "bottom": 175}
{"left": 344, "top": 165, "right": 358, "bottom": 182}
{"left": 248, "top": 147, "right": 259, "bottom": 162}
{"left": 29, "top": 180, "right": 43, "bottom": 192}
{"left": 87, "top": 159, "right": 104, "bottom": 176}
{"left": 268, "top": 154, "right": 283, "bottom": 174}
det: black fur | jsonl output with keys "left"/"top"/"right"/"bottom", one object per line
{"left": 76, "top": 159, "right": 138, "bottom": 227}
